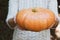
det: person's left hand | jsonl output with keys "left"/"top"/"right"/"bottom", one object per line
{"left": 48, "top": 17, "right": 59, "bottom": 29}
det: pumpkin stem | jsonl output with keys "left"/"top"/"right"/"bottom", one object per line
{"left": 32, "top": 9, "right": 36, "bottom": 12}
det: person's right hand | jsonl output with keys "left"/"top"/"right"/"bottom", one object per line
{"left": 8, "top": 18, "right": 17, "bottom": 29}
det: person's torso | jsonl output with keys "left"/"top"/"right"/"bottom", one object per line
{"left": 13, "top": 27, "right": 50, "bottom": 40}
{"left": 18, "top": 0, "right": 50, "bottom": 11}
{"left": 13, "top": 0, "right": 50, "bottom": 40}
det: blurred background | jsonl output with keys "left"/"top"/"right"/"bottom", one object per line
{"left": 0, "top": 0, "right": 60, "bottom": 40}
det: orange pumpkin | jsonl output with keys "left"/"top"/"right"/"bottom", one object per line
{"left": 16, "top": 8, "right": 55, "bottom": 32}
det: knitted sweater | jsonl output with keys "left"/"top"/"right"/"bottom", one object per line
{"left": 6, "top": 0, "right": 58, "bottom": 40}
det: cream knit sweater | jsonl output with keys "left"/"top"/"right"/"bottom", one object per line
{"left": 6, "top": 0, "right": 58, "bottom": 40}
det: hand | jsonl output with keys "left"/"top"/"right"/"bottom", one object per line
{"left": 8, "top": 18, "right": 17, "bottom": 29}
{"left": 50, "top": 17, "right": 59, "bottom": 29}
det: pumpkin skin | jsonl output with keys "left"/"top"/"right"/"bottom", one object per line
{"left": 16, "top": 8, "right": 55, "bottom": 32}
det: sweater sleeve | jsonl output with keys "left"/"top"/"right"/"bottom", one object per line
{"left": 6, "top": 0, "right": 18, "bottom": 29}
{"left": 48, "top": 0, "right": 58, "bottom": 18}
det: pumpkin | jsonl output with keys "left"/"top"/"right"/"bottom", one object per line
{"left": 16, "top": 8, "right": 55, "bottom": 32}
